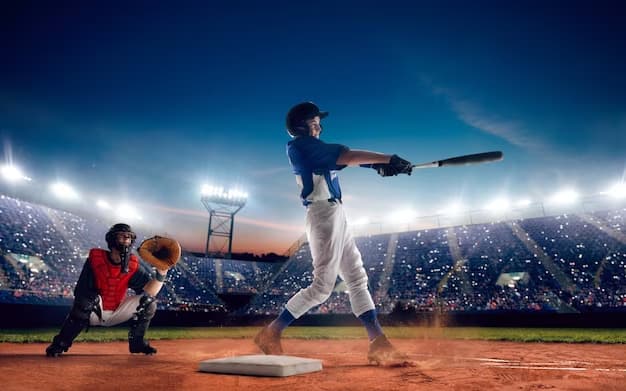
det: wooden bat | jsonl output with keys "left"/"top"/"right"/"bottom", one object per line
{"left": 412, "top": 151, "right": 503, "bottom": 169}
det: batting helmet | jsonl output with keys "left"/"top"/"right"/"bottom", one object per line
{"left": 285, "top": 102, "right": 328, "bottom": 137}
{"left": 105, "top": 223, "right": 137, "bottom": 250}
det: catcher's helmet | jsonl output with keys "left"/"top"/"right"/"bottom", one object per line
{"left": 105, "top": 223, "right": 137, "bottom": 250}
{"left": 286, "top": 102, "right": 328, "bottom": 137}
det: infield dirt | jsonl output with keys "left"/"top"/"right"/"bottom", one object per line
{"left": 1, "top": 338, "right": 625, "bottom": 390}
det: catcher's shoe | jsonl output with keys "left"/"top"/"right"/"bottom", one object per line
{"left": 129, "top": 339, "right": 157, "bottom": 355}
{"left": 45, "top": 339, "right": 71, "bottom": 357}
{"left": 367, "top": 335, "right": 409, "bottom": 366}
{"left": 254, "top": 326, "right": 283, "bottom": 355}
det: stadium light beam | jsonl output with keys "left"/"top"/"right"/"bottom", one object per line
{"left": 352, "top": 216, "right": 371, "bottom": 226}
{"left": 439, "top": 202, "right": 464, "bottom": 216}
{"left": 549, "top": 189, "right": 580, "bottom": 205}
{"left": 96, "top": 199, "right": 112, "bottom": 210}
{"left": 515, "top": 199, "right": 532, "bottom": 208}
{"left": 485, "top": 197, "right": 510, "bottom": 213}
{"left": 50, "top": 182, "right": 79, "bottom": 201}
{"left": 387, "top": 208, "right": 417, "bottom": 223}
{"left": 116, "top": 203, "right": 142, "bottom": 221}
{"left": 1, "top": 164, "right": 31, "bottom": 182}
{"left": 607, "top": 182, "right": 626, "bottom": 199}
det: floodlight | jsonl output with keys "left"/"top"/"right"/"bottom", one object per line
{"left": 352, "top": 216, "right": 371, "bottom": 226}
{"left": 485, "top": 197, "right": 510, "bottom": 212}
{"left": 607, "top": 182, "right": 626, "bottom": 199}
{"left": 201, "top": 184, "right": 248, "bottom": 207}
{"left": 50, "top": 182, "right": 79, "bottom": 200}
{"left": 439, "top": 202, "right": 463, "bottom": 216}
{"left": 515, "top": 199, "right": 531, "bottom": 208}
{"left": 549, "top": 189, "right": 579, "bottom": 205}
{"left": 96, "top": 199, "right": 111, "bottom": 209}
{"left": 388, "top": 208, "right": 417, "bottom": 223}
{"left": 116, "top": 203, "right": 142, "bottom": 220}
{"left": 1, "top": 164, "right": 31, "bottom": 182}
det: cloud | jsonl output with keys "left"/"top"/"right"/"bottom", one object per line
{"left": 450, "top": 98, "right": 543, "bottom": 150}
{"left": 429, "top": 84, "right": 545, "bottom": 151}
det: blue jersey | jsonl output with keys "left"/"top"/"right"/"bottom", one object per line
{"left": 287, "top": 136, "right": 348, "bottom": 206}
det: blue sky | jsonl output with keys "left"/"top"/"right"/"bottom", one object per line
{"left": 1, "top": 1, "right": 625, "bottom": 254}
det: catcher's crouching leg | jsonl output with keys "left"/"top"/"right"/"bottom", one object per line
{"left": 129, "top": 294, "right": 158, "bottom": 355}
{"left": 46, "top": 296, "right": 96, "bottom": 357}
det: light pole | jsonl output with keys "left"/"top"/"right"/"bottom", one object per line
{"left": 200, "top": 185, "right": 247, "bottom": 259}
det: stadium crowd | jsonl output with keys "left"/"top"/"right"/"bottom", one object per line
{"left": 1, "top": 194, "right": 625, "bottom": 315}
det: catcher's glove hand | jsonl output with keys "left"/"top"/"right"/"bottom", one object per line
{"left": 373, "top": 154, "right": 413, "bottom": 177}
{"left": 137, "top": 236, "right": 181, "bottom": 270}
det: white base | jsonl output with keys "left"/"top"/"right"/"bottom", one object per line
{"left": 198, "top": 354, "right": 323, "bottom": 377}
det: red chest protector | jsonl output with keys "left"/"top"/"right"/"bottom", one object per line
{"left": 89, "top": 248, "right": 139, "bottom": 311}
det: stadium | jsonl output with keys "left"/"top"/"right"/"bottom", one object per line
{"left": 1, "top": 184, "right": 625, "bottom": 323}
{"left": 1, "top": 177, "right": 625, "bottom": 389}
{"left": 3, "top": 1, "right": 626, "bottom": 390}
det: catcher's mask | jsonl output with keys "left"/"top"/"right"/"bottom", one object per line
{"left": 286, "top": 102, "right": 328, "bottom": 138}
{"left": 105, "top": 223, "right": 137, "bottom": 273}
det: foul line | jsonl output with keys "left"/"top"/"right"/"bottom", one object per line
{"left": 297, "top": 352, "right": 626, "bottom": 372}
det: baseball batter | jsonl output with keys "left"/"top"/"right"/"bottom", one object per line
{"left": 254, "top": 102, "right": 413, "bottom": 365}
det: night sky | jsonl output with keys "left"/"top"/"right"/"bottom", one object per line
{"left": 1, "top": 1, "right": 625, "bottom": 254}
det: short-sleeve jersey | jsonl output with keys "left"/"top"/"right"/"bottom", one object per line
{"left": 286, "top": 136, "right": 349, "bottom": 206}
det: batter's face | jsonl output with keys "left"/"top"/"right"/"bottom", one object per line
{"left": 306, "top": 116, "right": 322, "bottom": 138}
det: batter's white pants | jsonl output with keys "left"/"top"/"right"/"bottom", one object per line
{"left": 89, "top": 295, "right": 142, "bottom": 327}
{"left": 285, "top": 201, "right": 375, "bottom": 319}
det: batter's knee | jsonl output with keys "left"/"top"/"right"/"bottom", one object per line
{"left": 310, "top": 289, "right": 333, "bottom": 305}
{"left": 307, "top": 280, "right": 335, "bottom": 305}
{"left": 342, "top": 265, "right": 369, "bottom": 291}
{"left": 345, "top": 274, "right": 369, "bottom": 292}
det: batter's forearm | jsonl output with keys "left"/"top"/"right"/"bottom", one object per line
{"left": 336, "top": 150, "right": 392, "bottom": 166}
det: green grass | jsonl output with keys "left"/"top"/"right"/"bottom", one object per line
{"left": 1, "top": 327, "right": 626, "bottom": 344}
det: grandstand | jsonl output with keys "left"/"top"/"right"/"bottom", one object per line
{"left": 0, "top": 193, "right": 625, "bottom": 317}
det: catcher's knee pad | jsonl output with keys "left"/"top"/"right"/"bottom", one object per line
{"left": 70, "top": 295, "right": 99, "bottom": 322}
{"left": 134, "top": 294, "right": 157, "bottom": 321}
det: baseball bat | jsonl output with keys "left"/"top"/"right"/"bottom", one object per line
{"left": 412, "top": 151, "right": 503, "bottom": 169}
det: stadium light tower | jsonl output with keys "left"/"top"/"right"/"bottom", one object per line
{"left": 200, "top": 184, "right": 248, "bottom": 258}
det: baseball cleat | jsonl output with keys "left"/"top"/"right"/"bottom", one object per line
{"left": 129, "top": 340, "right": 157, "bottom": 355}
{"left": 254, "top": 325, "right": 283, "bottom": 355}
{"left": 367, "top": 335, "right": 410, "bottom": 366}
{"left": 45, "top": 336, "right": 72, "bottom": 357}
{"left": 45, "top": 342, "right": 69, "bottom": 357}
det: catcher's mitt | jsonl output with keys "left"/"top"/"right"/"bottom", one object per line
{"left": 137, "top": 236, "right": 181, "bottom": 270}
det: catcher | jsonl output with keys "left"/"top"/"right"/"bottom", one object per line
{"left": 45, "top": 223, "right": 181, "bottom": 357}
